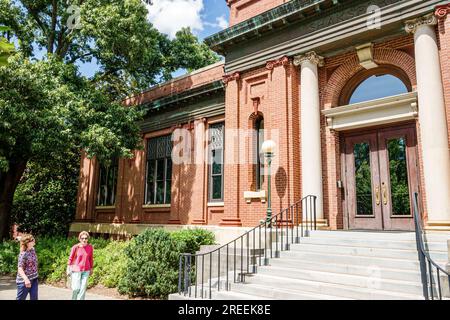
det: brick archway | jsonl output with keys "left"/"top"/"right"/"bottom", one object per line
{"left": 323, "top": 48, "right": 417, "bottom": 108}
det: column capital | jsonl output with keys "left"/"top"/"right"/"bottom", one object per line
{"left": 435, "top": 4, "right": 450, "bottom": 20}
{"left": 293, "top": 51, "right": 324, "bottom": 67}
{"left": 405, "top": 13, "right": 437, "bottom": 34}
{"left": 222, "top": 72, "right": 240, "bottom": 85}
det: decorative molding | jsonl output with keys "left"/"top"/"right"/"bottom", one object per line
{"left": 322, "top": 92, "right": 418, "bottom": 131}
{"left": 244, "top": 190, "right": 266, "bottom": 204}
{"left": 435, "top": 4, "right": 450, "bottom": 19}
{"left": 405, "top": 13, "right": 438, "bottom": 34}
{"left": 265, "top": 56, "right": 290, "bottom": 70}
{"left": 222, "top": 72, "right": 241, "bottom": 84}
{"left": 293, "top": 51, "right": 324, "bottom": 67}
{"left": 355, "top": 43, "right": 378, "bottom": 70}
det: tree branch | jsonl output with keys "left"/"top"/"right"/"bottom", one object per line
{"left": 47, "top": 0, "right": 58, "bottom": 54}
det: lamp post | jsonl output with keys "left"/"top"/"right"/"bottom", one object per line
{"left": 261, "top": 140, "right": 276, "bottom": 226}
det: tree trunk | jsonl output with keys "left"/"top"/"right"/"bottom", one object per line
{"left": 0, "top": 160, "right": 27, "bottom": 240}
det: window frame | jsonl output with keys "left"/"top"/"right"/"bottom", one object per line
{"left": 96, "top": 158, "right": 119, "bottom": 207}
{"left": 144, "top": 135, "right": 173, "bottom": 205}
{"left": 255, "top": 117, "right": 264, "bottom": 191}
{"left": 208, "top": 122, "right": 225, "bottom": 202}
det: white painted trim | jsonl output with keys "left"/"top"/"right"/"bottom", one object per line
{"left": 95, "top": 206, "right": 115, "bottom": 210}
{"left": 322, "top": 92, "right": 418, "bottom": 131}
{"left": 207, "top": 202, "right": 224, "bottom": 207}
{"left": 142, "top": 204, "right": 171, "bottom": 209}
{"left": 244, "top": 190, "right": 266, "bottom": 203}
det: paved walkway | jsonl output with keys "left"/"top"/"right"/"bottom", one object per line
{"left": 0, "top": 276, "right": 119, "bottom": 300}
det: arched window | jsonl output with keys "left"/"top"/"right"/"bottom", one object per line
{"left": 255, "top": 116, "right": 264, "bottom": 191}
{"left": 340, "top": 67, "right": 412, "bottom": 106}
{"left": 349, "top": 74, "right": 408, "bottom": 104}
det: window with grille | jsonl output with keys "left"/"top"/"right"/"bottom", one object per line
{"left": 145, "top": 135, "right": 173, "bottom": 205}
{"left": 209, "top": 122, "right": 224, "bottom": 202}
{"left": 255, "top": 117, "right": 264, "bottom": 191}
{"left": 96, "top": 159, "right": 119, "bottom": 207}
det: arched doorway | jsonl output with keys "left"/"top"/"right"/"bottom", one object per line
{"left": 338, "top": 68, "right": 420, "bottom": 231}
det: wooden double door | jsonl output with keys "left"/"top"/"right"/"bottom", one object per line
{"left": 342, "top": 124, "right": 419, "bottom": 231}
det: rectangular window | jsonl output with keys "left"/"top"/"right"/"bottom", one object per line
{"left": 209, "top": 122, "right": 224, "bottom": 202}
{"left": 145, "top": 135, "right": 173, "bottom": 205}
{"left": 96, "top": 159, "right": 119, "bottom": 207}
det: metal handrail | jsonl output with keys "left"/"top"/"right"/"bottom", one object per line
{"left": 177, "top": 195, "right": 317, "bottom": 299}
{"left": 413, "top": 192, "right": 450, "bottom": 300}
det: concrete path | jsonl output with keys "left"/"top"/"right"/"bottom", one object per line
{"left": 0, "top": 276, "right": 119, "bottom": 300}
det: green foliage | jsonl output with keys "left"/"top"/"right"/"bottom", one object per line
{"left": 171, "top": 228, "right": 216, "bottom": 254}
{"left": 170, "top": 27, "right": 220, "bottom": 73}
{"left": 87, "top": 241, "right": 128, "bottom": 288}
{"left": 1, "top": 229, "right": 215, "bottom": 299}
{"left": 118, "top": 228, "right": 215, "bottom": 299}
{"left": 0, "top": 240, "right": 18, "bottom": 275}
{"left": 0, "top": 0, "right": 219, "bottom": 239}
{"left": 12, "top": 147, "right": 80, "bottom": 237}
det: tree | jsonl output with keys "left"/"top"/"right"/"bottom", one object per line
{"left": 0, "top": 0, "right": 219, "bottom": 239}
{"left": 0, "top": 26, "right": 15, "bottom": 66}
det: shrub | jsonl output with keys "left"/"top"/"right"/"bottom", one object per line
{"left": 118, "top": 228, "right": 215, "bottom": 299}
{"left": 118, "top": 228, "right": 180, "bottom": 298}
{"left": 0, "top": 241, "right": 19, "bottom": 275}
{"left": 88, "top": 241, "right": 128, "bottom": 288}
{"left": 170, "top": 228, "right": 215, "bottom": 254}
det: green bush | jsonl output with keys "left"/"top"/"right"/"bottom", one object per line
{"left": 0, "top": 241, "right": 19, "bottom": 275}
{"left": 1, "top": 228, "right": 215, "bottom": 299}
{"left": 118, "top": 228, "right": 215, "bottom": 299}
{"left": 170, "top": 228, "right": 216, "bottom": 254}
{"left": 12, "top": 148, "right": 80, "bottom": 237}
{"left": 88, "top": 241, "right": 128, "bottom": 288}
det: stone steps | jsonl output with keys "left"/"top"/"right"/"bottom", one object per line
{"left": 169, "top": 230, "right": 449, "bottom": 300}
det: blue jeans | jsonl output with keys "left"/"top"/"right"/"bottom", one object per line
{"left": 16, "top": 278, "right": 38, "bottom": 300}
{"left": 71, "top": 271, "right": 90, "bottom": 300}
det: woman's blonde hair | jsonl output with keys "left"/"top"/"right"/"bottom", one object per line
{"left": 19, "top": 234, "right": 34, "bottom": 252}
{"left": 78, "top": 231, "right": 90, "bottom": 241}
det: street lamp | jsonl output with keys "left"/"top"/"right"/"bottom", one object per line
{"left": 261, "top": 140, "right": 276, "bottom": 226}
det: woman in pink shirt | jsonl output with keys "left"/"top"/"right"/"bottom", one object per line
{"left": 67, "top": 231, "right": 94, "bottom": 300}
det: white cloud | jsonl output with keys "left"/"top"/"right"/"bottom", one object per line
{"left": 215, "top": 15, "right": 229, "bottom": 29}
{"left": 146, "top": 0, "right": 205, "bottom": 38}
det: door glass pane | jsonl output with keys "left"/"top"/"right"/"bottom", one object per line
{"left": 354, "top": 142, "right": 373, "bottom": 215}
{"left": 387, "top": 137, "right": 411, "bottom": 215}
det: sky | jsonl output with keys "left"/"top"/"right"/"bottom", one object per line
{"left": 78, "top": 0, "right": 230, "bottom": 78}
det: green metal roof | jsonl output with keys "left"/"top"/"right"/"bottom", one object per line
{"left": 144, "top": 80, "right": 225, "bottom": 114}
{"left": 204, "top": 0, "right": 330, "bottom": 53}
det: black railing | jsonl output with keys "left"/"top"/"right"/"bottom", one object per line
{"left": 178, "top": 195, "right": 317, "bottom": 299}
{"left": 413, "top": 192, "right": 450, "bottom": 300}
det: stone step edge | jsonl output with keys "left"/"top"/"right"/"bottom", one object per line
{"left": 241, "top": 273, "right": 425, "bottom": 300}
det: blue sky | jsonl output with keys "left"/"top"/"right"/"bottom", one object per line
{"left": 78, "top": 0, "right": 229, "bottom": 78}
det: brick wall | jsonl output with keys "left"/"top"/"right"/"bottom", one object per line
{"left": 228, "top": 0, "right": 288, "bottom": 27}
{"left": 76, "top": 29, "right": 449, "bottom": 230}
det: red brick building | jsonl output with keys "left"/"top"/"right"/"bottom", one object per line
{"left": 72, "top": 0, "right": 450, "bottom": 238}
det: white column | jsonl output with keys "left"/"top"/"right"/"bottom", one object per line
{"left": 406, "top": 14, "right": 450, "bottom": 226}
{"left": 294, "top": 52, "right": 324, "bottom": 220}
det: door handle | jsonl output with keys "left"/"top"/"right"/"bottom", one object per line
{"left": 382, "top": 182, "right": 387, "bottom": 205}
{"left": 375, "top": 185, "right": 380, "bottom": 205}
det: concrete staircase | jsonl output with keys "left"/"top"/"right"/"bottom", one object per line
{"left": 169, "top": 230, "right": 449, "bottom": 300}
